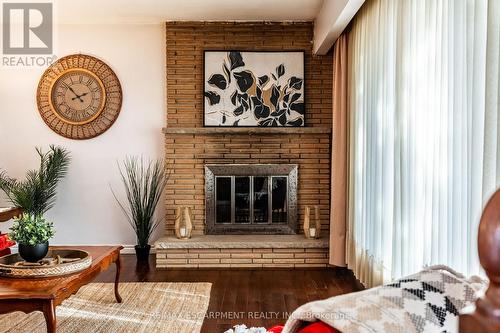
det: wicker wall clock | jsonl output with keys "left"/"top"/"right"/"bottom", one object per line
{"left": 36, "top": 54, "right": 122, "bottom": 140}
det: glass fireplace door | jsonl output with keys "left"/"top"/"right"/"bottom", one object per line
{"left": 235, "top": 177, "right": 250, "bottom": 223}
{"left": 214, "top": 175, "right": 287, "bottom": 225}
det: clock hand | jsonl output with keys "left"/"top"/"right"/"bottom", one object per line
{"left": 63, "top": 83, "right": 77, "bottom": 96}
{"left": 63, "top": 83, "right": 84, "bottom": 102}
{"left": 72, "top": 92, "right": 89, "bottom": 101}
{"left": 71, "top": 89, "right": 85, "bottom": 103}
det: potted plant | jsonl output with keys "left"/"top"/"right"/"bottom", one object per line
{"left": 9, "top": 214, "right": 55, "bottom": 262}
{"left": 111, "top": 157, "right": 168, "bottom": 261}
{"left": 0, "top": 145, "right": 70, "bottom": 262}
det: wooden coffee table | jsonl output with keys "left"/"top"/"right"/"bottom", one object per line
{"left": 0, "top": 246, "right": 123, "bottom": 332}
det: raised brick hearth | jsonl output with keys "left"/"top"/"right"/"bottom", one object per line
{"left": 160, "top": 21, "right": 332, "bottom": 268}
{"left": 155, "top": 235, "right": 329, "bottom": 268}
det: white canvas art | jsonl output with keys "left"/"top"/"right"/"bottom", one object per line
{"left": 204, "top": 51, "right": 305, "bottom": 127}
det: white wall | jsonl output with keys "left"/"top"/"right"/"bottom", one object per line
{"left": 0, "top": 23, "right": 166, "bottom": 247}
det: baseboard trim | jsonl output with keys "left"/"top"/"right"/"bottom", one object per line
{"left": 121, "top": 245, "right": 157, "bottom": 254}
{"left": 9, "top": 244, "right": 156, "bottom": 255}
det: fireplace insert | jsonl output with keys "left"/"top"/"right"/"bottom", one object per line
{"left": 205, "top": 164, "right": 298, "bottom": 234}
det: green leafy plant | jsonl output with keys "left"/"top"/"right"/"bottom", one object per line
{"left": 0, "top": 145, "right": 70, "bottom": 217}
{"left": 9, "top": 214, "right": 55, "bottom": 245}
{"left": 111, "top": 157, "right": 169, "bottom": 247}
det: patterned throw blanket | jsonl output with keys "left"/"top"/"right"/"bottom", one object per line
{"left": 283, "top": 266, "right": 486, "bottom": 333}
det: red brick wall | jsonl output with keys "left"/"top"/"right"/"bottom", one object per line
{"left": 165, "top": 22, "right": 332, "bottom": 235}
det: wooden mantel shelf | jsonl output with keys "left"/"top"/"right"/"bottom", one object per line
{"left": 162, "top": 127, "right": 332, "bottom": 135}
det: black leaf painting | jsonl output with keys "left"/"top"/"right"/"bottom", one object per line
{"left": 229, "top": 51, "right": 245, "bottom": 70}
{"left": 258, "top": 75, "right": 269, "bottom": 86}
{"left": 251, "top": 96, "right": 271, "bottom": 119}
{"left": 240, "top": 93, "right": 250, "bottom": 110}
{"left": 204, "top": 91, "right": 220, "bottom": 105}
{"left": 234, "top": 105, "right": 244, "bottom": 116}
{"left": 233, "top": 70, "right": 254, "bottom": 92}
{"left": 287, "top": 117, "right": 303, "bottom": 126}
{"left": 207, "top": 74, "right": 227, "bottom": 90}
{"left": 290, "top": 93, "right": 301, "bottom": 104}
{"left": 270, "top": 108, "right": 286, "bottom": 117}
{"left": 223, "top": 63, "right": 231, "bottom": 84}
{"left": 204, "top": 51, "right": 304, "bottom": 127}
{"left": 259, "top": 118, "right": 275, "bottom": 126}
{"left": 290, "top": 102, "right": 304, "bottom": 115}
{"left": 270, "top": 85, "right": 280, "bottom": 110}
{"left": 230, "top": 90, "right": 238, "bottom": 106}
{"left": 278, "top": 113, "right": 287, "bottom": 125}
{"left": 276, "top": 64, "right": 285, "bottom": 78}
{"left": 288, "top": 76, "right": 303, "bottom": 90}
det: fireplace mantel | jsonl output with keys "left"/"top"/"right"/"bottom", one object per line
{"left": 162, "top": 127, "right": 332, "bottom": 135}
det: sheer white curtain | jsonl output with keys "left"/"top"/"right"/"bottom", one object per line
{"left": 346, "top": 0, "right": 498, "bottom": 287}
{"left": 483, "top": 0, "right": 500, "bottom": 202}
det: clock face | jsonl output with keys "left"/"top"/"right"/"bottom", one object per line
{"left": 37, "top": 54, "right": 122, "bottom": 140}
{"left": 50, "top": 70, "right": 106, "bottom": 125}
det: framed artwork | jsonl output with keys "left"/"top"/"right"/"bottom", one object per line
{"left": 204, "top": 51, "right": 305, "bottom": 127}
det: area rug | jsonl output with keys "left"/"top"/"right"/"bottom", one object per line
{"left": 0, "top": 282, "right": 212, "bottom": 333}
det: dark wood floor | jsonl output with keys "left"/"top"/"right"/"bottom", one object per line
{"left": 95, "top": 254, "right": 362, "bottom": 333}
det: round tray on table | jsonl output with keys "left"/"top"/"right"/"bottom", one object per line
{"left": 0, "top": 249, "right": 92, "bottom": 278}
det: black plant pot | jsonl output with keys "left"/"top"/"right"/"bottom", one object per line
{"left": 18, "top": 243, "right": 49, "bottom": 262}
{"left": 135, "top": 245, "right": 151, "bottom": 262}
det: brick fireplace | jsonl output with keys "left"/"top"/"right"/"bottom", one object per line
{"left": 156, "top": 22, "right": 333, "bottom": 269}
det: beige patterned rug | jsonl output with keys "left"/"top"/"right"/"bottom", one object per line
{"left": 0, "top": 282, "right": 212, "bottom": 333}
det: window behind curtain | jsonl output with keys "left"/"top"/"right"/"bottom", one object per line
{"left": 346, "top": 0, "right": 498, "bottom": 287}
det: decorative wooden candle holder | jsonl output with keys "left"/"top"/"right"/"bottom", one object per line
{"left": 174, "top": 206, "right": 193, "bottom": 239}
{"left": 303, "top": 205, "right": 321, "bottom": 239}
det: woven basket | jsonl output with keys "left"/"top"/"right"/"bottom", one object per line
{"left": 0, "top": 249, "right": 92, "bottom": 278}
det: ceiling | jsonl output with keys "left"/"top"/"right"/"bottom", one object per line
{"left": 57, "top": 0, "right": 325, "bottom": 25}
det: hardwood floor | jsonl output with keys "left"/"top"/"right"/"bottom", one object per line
{"left": 95, "top": 254, "right": 362, "bottom": 333}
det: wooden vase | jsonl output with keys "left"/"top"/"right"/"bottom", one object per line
{"left": 174, "top": 206, "right": 193, "bottom": 239}
{"left": 313, "top": 205, "right": 321, "bottom": 239}
{"left": 304, "top": 205, "right": 321, "bottom": 239}
{"left": 304, "top": 206, "right": 312, "bottom": 239}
